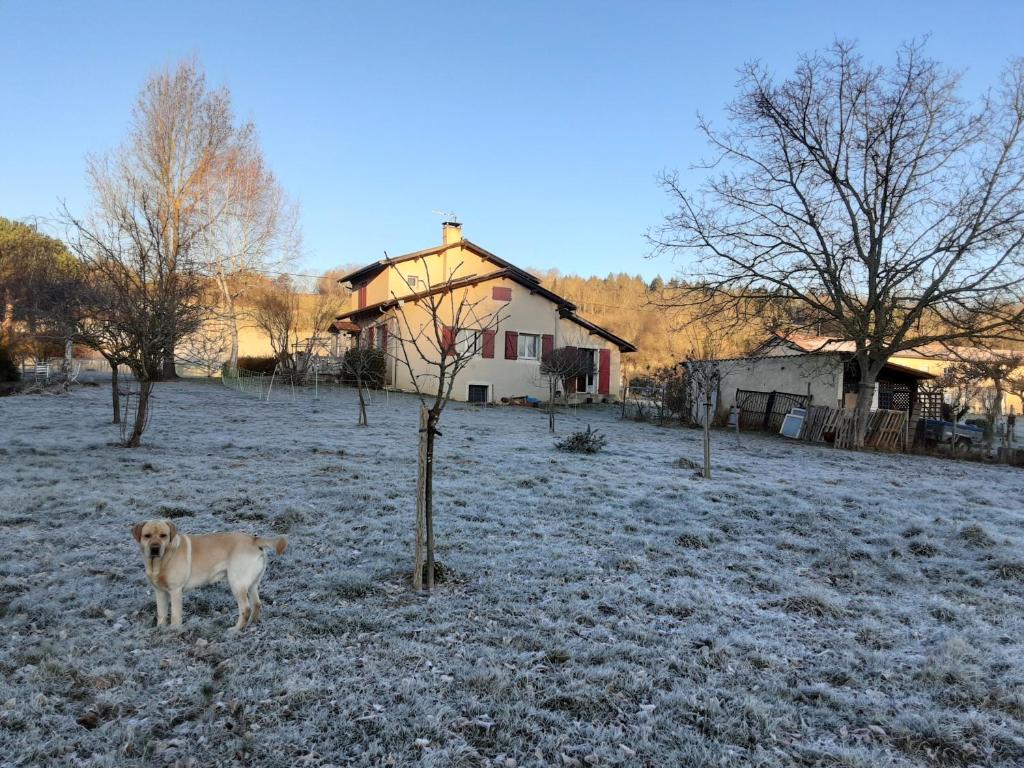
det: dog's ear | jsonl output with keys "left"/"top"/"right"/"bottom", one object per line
{"left": 166, "top": 521, "right": 177, "bottom": 541}
{"left": 131, "top": 523, "right": 144, "bottom": 542}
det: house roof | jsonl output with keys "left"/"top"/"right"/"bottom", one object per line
{"left": 328, "top": 319, "right": 361, "bottom": 334}
{"left": 755, "top": 332, "right": 1018, "bottom": 362}
{"left": 335, "top": 239, "right": 541, "bottom": 288}
{"left": 336, "top": 266, "right": 637, "bottom": 353}
{"left": 681, "top": 348, "right": 936, "bottom": 379}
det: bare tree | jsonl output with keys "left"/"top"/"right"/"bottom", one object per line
{"left": 250, "top": 277, "right": 340, "bottom": 373}
{"left": 65, "top": 176, "right": 206, "bottom": 446}
{"left": 539, "top": 343, "right": 592, "bottom": 433}
{"left": 651, "top": 42, "right": 1024, "bottom": 447}
{"left": 682, "top": 331, "right": 724, "bottom": 479}
{"left": 386, "top": 259, "right": 507, "bottom": 590}
{"left": 340, "top": 327, "right": 385, "bottom": 426}
{"left": 201, "top": 142, "right": 300, "bottom": 373}
{"left": 249, "top": 276, "right": 296, "bottom": 369}
{"left": 109, "top": 59, "right": 253, "bottom": 379}
{"left": 178, "top": 320, "right": 231, "bottom": 377}
{"left": 944, "top": 347, "right": 1024, "bottom": 442}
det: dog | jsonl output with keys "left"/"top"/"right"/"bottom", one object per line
{"left": 132, "top": 520, "right": 287, "bottom": 631}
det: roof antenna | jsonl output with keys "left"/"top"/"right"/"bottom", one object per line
{"left": 432, "top": 209, "right": 458, "bottom": 224}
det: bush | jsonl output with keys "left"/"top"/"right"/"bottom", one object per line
{"left": 236, "top": 356, "right": 279, "bottom": 374}
{"left": 341, "top": 347, "right": 385, "bottom": 388}
{"left": 556, "top": 425, "right": 607, "bottom": 454}
{"left": 0, "top": 343, "right": 19, "bottom": 382}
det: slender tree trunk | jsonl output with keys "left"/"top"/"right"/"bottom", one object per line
{"left": 703, "top": 392, "right": 712, "bottom": 479}
{"left": 549, "top": 378, "right": 556, "bottom": 433}
{"left": 125, "top": 378, "right": 153, "bottom": 447}
{"left": 110, "top": 362, "right": 120, "bottom": 424}
{"left": 61, "top": 337, "right": 73, "bottom": 392}
{"left": 2, "top": 291, "right": 15, "bottom": 345}
{"left": 987, "top": 386, "right": 1004, "bottom": 446}
{"left": 414, "top": 405, "right": 428, "bottom": 590}
{"left": 425, "top": 411, "right": 437, "bottom": 590}
{"left": 217, "top": 276, "right": 240, "bottom": 373}
{"left": 357, "top": 382, "right": 368, "bottom": 426}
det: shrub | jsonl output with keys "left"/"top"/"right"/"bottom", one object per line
{"left": 0, "top": 344, "right": 19, "bottom": 382}
{"left": 236, "top": 356, "right": 279, "bottom": 374}
{"left": 556, "top": 425, "right": 607, "bottom": 454}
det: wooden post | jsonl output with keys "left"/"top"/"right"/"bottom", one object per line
{"left": 413, "top": 405, "right": 428, "bottom": 590}
{"left": 703, "top": 391, "right": 712, "bottom": 479}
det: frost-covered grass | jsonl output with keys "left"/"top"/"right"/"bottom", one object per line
{"left": 1, "top": 379, "right": 1023, "bottom": 767}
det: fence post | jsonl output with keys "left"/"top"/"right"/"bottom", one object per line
{"left": 763, "top": 391, "right": 776, "bottom": 431}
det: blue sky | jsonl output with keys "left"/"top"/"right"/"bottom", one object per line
{"left": 2, "top": 1, "right": 1022, "bottom": 280}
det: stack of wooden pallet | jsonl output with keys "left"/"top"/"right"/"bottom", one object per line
{"left": 798, "top": 406, "right": 840, "bottom": 442}
{"left": 797, "top": 406, "right": 908, "bottom": 451}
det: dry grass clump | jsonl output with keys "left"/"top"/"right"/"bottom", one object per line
{"left": 772, "top": 593, "right": 844, "bottom": 618}
{"left": 959, "top": 524, "right": 997, "bottom": 548}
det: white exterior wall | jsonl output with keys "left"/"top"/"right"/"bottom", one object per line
{"left": 715, "top": 355, "right": 844, "bottom": 420}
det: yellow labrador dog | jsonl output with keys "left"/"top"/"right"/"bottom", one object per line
{"left": 132, "top": 520, "right": 287, "bottom": 631}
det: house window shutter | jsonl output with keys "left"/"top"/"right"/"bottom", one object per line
{"left": 358, "top": 284, "right": 367, "bottom": 309}
{"left": 482, "top": 329, "right": 496, "bottom": 358}
{"left": 541, "top": 334, "right": 554, "bottom": 359}
{"left": 598, "top": 348, "right": 611, "bottom": 394}
{"left": 442, "top": 326, "right": 456, "bottom": 357}
{"left": 492, "top": 286, "right": 512, "bottom": 302}
{"left": 379, "top": 325, "right": 388, "bottom": 353}
{"left": 367, "top": 326, "right": 375, "bottom": 348}
{"left": 504, "top": 331, "right": 518, "bottom": 360}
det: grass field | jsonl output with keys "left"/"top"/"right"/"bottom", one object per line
{"left": 1, "top": 379, "right": 1023, "bottom": 766}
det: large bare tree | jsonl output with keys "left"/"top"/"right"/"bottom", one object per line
{"left": 66, "top": 177, "right": 206, "bottom": 446}
{"left": 386, "top": 260, "right": 507, "bottom": 590}
{"left": 115, "top": 59, "right": 252, "bottom": 378}
{"left": 652, "top": 42, "right": 1024, "bottom": 446}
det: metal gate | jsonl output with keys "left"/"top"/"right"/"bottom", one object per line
{"left": 734, "top": 389, "right": 811, "bottom": 432}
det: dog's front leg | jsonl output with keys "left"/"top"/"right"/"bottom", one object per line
{"left": 155, "top": 589, "right": 169, "bottom": 627}
{"left": 169, "top": 589, "right": 184, "bottom": 626}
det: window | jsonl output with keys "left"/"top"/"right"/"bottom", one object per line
{"left": 575, "top": 348, "right": 599, "bottom": 393}
{"left": 517, "top": 333, "right": 540, "bottom": 360}
{"left": 406, "top": 275, "right": 420, "bottom": 289}
{"left": 456, "top": 329, "right": 482, "bottom": 357}
{"left": 492, "top": 286, "right": 512, "bottom": 302}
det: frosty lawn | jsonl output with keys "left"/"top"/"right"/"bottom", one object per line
{"left": 1, "top": 380, "right": 1023, "bottom": 766}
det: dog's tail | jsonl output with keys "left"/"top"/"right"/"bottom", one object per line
{"left": 255, "top": 536, "right": 288, "bottom": 555}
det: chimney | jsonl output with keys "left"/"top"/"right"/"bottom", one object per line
{"left": 442, "top": 221, "right": 462, "bottom": 245}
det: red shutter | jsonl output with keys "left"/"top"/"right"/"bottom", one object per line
{"left": 482, "top": 329, "right": 495, "bottom": 358}
{"left": 541, "top": 334, "right": 554, "bottom": 359}
{"left": 492, "top": 286, "right": 512, "bottom": 302}
{"left": 358, "top": 284, "right": 367, "bottom": 309}
{"left": 367, "top": 326, "right": 375, "bottom": 348}
{"left": 442, "top": 326, "right": 456, "bottom": 356}
{"left": 504, "top": 331, "right": 518, "bottom": 360}
{"left": 598, "top": 348, "right": 611, "bottom": 395}
{"left": 379, "top": 325, "right": 388, "bottom": 353}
